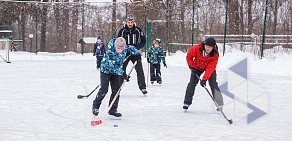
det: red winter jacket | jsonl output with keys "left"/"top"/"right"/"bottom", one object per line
{"left": 186, "top": 44, "right": 219, "bottom": 80}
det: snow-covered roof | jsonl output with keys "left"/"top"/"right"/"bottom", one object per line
{"left": 83, "top": 37, "right": 97, "bottom": 44}
{"left": 0, "top": 30, "right": 12, "bottom": 33}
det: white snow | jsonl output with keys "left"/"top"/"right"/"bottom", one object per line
{"left": 1, "top": 46, "right": 292, "bottom": 140}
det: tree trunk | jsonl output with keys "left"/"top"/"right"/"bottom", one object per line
{"left": 63, "top": 0, "right": 70, "bottom": 52}
{"left": 71, "top": 0, "right": 79, "bottom": 52}
{"left": 290, "top": 5, "right": 292, "bottom": 34}
{"left": 272, "top": 0, "right": 278, "bottom": 35}
{"left": 112, "top": 0, "right": 117, "bottom": 36}
{"left": 228, "top": 0, "right": 240, "bottom": 34}
{"left": 247, "top": 0, "right": 253, "bottom": 34}
{"left": 54, "top": 0, "right": 62, "bottom": 52}
{"left": 180, "top": 0, "right": 185, "bottom": 43}
{"left": 40, "top": 1, "right": 48, "bottom": 52}
{"left": 239, "top": 0, "right": 244, "bottom": 34}
{"left": 20, "top": 5, "right": 26, "bottom": 51}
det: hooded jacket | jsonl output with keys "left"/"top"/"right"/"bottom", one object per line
{"left": 100, "top": 39, "right": 140, "bottom": 75}
{"left": 186, "top": 43, "right": 219, "bottom": 80}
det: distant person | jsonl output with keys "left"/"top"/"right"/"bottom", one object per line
{"left": 117, "top": 17, "right": 147, "bottom": 94}
{"left": 183, "top": 37, "right": 224, "bottom": 111}
{"left": 147, "top": 39, "right": 167, "bottom": 84}
{"left": 92, "top": 37, "right": 140, "bottom": 118}
{"left": 93, "top": 36, "right": 106, "bottom": 69}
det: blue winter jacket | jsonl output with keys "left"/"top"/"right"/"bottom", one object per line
{"left": 100, "top": 39, "right": 140, "bottom": 75}
{"left": 147, "top": 46, "right": 166, "bottom": 64}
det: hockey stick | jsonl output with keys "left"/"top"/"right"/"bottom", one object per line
{"left": 107, "top": 61, "right": 137, "bottom": 113}
{"left": 194, "top": 73, "right": 233, "bottom": 124}
{"left": 77, "top": 85, "right": 99, "bottom": 99}
{"left": 0, "top": 54, "right": 11, "bottom": 63}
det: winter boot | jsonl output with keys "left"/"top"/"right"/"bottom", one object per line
{"left": 109, "top": 111, "right": 122, "bottom": 117}
{"left": 183, "top": 104, "right": 189, "bottom": 110}
{"left": 92, "top": 108, "right": 99, "bottom": 116}
{"left": 141, "top": 89, "right": 148, "bottom": 94}
{"left": 151, "top": 81, "right": 154, "bottom": 84}
{"left": 157, "top": 80, "right": 162, "bottom": 84}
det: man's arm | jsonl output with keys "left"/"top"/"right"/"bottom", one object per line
{"left": 136, "top": 27, "right": 146, "bottom": 50}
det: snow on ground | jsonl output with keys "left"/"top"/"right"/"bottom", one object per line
{"left": 0, "top": 47, "right": 292, "bottom": 141}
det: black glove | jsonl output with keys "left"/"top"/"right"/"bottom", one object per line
{"left": 200, "top": 80, "right": 207, "bottom": 87}
{"left": 163, "top": 62, "right": 167, "bottom": 68}
{"left": 147, "top": 58, "right": 150, "bottom": 63}
{"left": 189, "top": 66, "right": 196, "bottom": 73}
{"left": 123, "top": 73, "right": 130, "bottom": 82}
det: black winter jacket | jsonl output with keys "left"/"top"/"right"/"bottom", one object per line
{"left": 117, "top": 24, "right": 146, "bottom": 50}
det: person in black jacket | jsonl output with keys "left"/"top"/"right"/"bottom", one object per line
{"left": 117, "top": 17, "right": 147, "bottom": 94}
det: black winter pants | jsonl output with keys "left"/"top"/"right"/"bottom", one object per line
{"left": 123, "top": 55, "right": 146, "bottom": 90}
{"left": 184, "top": 70, "right": 224, "bottom": 106}
{"left": 93, "top": 72, "right": 124, "bottom": 114}
{"left": 96, "top": 56, "right": 103, "bottom": 69}
{"left": 150, "top": 63, "right": 161, "bottom": 82}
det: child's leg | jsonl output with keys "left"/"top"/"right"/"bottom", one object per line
{"left": 108, "top": 75, "right": 124, "bottom": 114}
{"left": 97, "top": 56, "right": 103, "bottom": 68}
{"left": 155, "top": 64, "right": 162, "bottom": 82}
{"left": 150, "top": 63, "right": 156, "bottom": 82}
{"left": 92, "top": 73, "right": 110, "bottom": 111}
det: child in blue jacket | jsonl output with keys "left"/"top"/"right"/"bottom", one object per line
{"left": 92, "top": 37, "right": 140, "bottom": 118}
{"left": 93, "top": 36, "right": 106, "bottom": 69}
{"left": 147, "top": 39, "right": 167, "bottom": 84}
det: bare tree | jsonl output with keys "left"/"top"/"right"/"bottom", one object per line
{"left": 54, "top": 0, "right": 62, "bottom": 52}
{"left": 227, "top": 0, "right": 240, "bottom": 34}
{"left": 112, "top": 0, "right": 117, "bottom": 36}
{"left": 63, "top": 0, "right": 70, "bottom": 52}
{"left": 40, "top": 1, "right": 48, "bottom": 52}
{"left": 70, "top": 0, "right": 79, "bottom": 52}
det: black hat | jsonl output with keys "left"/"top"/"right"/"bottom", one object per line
{"left": 204, "top": 37, "right": 216, "bottom": 47}
{"left": 152, "top": 38, "right": 161, "bottom": 45}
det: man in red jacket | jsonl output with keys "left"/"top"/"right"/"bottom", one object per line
{"left": 183, "top": 37, "right": 224, "bottom": 111}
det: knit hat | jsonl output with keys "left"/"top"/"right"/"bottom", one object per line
{"left": 114, "top": 37, "right": 126, "bottom": 50}
{"left": 152, "top": 38, "right": 161, "bottom": 45}
{"left": 204, "top": 37, "right": 216, "bottom": 47}
{"left": 126, "top": 16, "right": 134, "bottom": 21}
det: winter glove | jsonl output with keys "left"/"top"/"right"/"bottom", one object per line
{"left": 189, "top": 66, "right": 196, "bottom": 73}
{"left": 123, "top": 73, "right": 130, "bottom": 82}
{"left": 163, "top": 62, "right": 167, "bottom": 68}
{"left": 200, "top": 80, "right": 207, "bottom": 87}
{"left": 147, "top": 58, "right": 150, "bottom": 63}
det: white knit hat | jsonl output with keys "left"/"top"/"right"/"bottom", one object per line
{"left": 114, "top": 37, "right": 126, "bottom": 50}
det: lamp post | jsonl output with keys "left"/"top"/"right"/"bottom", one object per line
{"left": 29, "top": 34, "right": 33, "bottom": 52}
